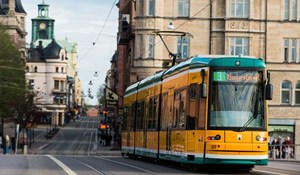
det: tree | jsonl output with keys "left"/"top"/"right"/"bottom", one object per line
{"left": 97, "top": 84, "right": 105, "bottom": 107}
{"left": 0, "top": 24, "right": 27, "bottom": 118}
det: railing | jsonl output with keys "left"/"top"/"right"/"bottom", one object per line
{"left": 268, "top": 144, "right": 300, "bottom": 160}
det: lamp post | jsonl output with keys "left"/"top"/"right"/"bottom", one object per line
{"left": 13, "top": 111, "right": 18, "bottom": 154}
{"left": 22, "top": 113, "right": 27, "bottom": 154}
{"left": 46, "top": 114, "right": 49, "bottom": 135}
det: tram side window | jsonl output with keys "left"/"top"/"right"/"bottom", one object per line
{"left": 136, "top": 101, "right": 145, "bottom": 130}
{"left": 131, "top": 103, "right": 136, "bottom": 131}
{"left": 122, "top": 106, "right": 128, "bottom": 131}
{"left": 148, "top": 97, "right": 157, "bottom": 129}
{"left": 161, "top": 93, "right": 170, "bottom": 130}
{"left": 187, "top": 84, "right": 197, "bottom": 130}
{"left": 172, "top": 90, "right": 186, "bottom": 129}
{"left": 148, "top": 99, "right": 153, "bottom": 129}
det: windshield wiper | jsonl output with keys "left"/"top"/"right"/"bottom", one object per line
{"left": 239, "top": 114, "right": 261, "bottom": 132}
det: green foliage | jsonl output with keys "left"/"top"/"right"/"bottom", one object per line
{"left": 0, "top": 25, "right": 27, "bottom": 117}
{"left": 97, "top": 84, "right": 105, "bottom": 107}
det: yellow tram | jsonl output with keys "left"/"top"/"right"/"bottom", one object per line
{"left": 121, "top": 55, "right": 273, "bottom": 170}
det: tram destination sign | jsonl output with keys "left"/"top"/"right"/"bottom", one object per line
{"left": 213, "top": 71, "right": 261, "bottom": 82}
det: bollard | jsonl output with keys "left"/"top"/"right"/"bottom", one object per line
{"left": 23, "top": 145, "right": 27, "bottom": 155}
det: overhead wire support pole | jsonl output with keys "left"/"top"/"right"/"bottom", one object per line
{"left": 154, "top": 31, "right": 193, "bottom": 67}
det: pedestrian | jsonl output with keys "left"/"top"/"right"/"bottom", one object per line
{"left": 282, "top": 136, "right": 293, "bottom": 159}
{"left": 11, "top": 136, "right": 15, "bottom": 153}
{"left": 271, "top": 137, "right": 280, "bottom": 159}
{"left": 5, "top": 135, "right": 10, "bottom": 154}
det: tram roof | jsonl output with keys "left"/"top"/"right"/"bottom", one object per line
{"left": 124, "top": 55, "right": 266, "bottom": 96}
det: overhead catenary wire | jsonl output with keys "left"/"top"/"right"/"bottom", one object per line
{"left": 77, "top": 0, "right": 117, "bottom": 63}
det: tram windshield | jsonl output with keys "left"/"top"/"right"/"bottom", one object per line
{"left": 209, "top": 70, "right": 265, "bottom": 129}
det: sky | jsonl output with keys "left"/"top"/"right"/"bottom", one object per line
{"left": 23, "top": 0, "right": 119, "bottom": 105}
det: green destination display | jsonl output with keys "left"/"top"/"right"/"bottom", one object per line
{"left": 213, "top": 71, "right": 261, "bottom": 82}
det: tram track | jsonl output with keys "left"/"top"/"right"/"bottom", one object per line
{"left": 74, "top": 117, "right": 97, "bottom": 156}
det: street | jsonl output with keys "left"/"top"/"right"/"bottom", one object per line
{"left": 0, "top": 116, "right": 299, "bottom": 175}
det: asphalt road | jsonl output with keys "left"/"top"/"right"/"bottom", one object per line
{"left": 0, "top": 116, "right": 299, "bottom": 175}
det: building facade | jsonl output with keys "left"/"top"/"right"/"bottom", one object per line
{"left": 0, "top": 0, "right": 27, "bottom": 58}
{"left": 115, "top": 0, "right": 300, "bottom": 150}
{"left": 26, "top": 1, "right": 82, "bottom": 126}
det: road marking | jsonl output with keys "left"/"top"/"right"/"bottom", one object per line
{"left": 47, "top": 155, "right": 77, "bottom": 175}
{"left": 95, "top": 157, "right": 160, "bottom": 175}
{"left": 254, "top": 169, "right": 289, "bottom": 175}
{"left": 74, "top": 159, "right": 106, "bottom": 175}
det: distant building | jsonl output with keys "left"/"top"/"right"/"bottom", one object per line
{"left": 26, "top": 1, "right": 82, "bottom": 126}
{"left": 114, "top": 0, "right": 300, "bottom": 149}
{"left": 87, "top": 107, "right": 99, "bottom": 117}
{"left": 0, "top": 0, "right": 27, "bottom": 58}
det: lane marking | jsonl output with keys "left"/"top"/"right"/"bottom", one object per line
{"left": 47, "top": 155, "right": 77, "bottom": 175}
{"left": 253, "top": 169, "right": 289, "bottom": 175}
{"left": 73, "top": 159, "right": 106, "bottom": 175}
{"left": 95, "top": 157, "right": 160, "bottom": 175}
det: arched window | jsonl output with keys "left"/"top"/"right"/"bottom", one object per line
{"left": 281, "top": 81, "right": 291, "bottom": 104}
{"left": 295, "top": 81, "right": 300, "bottom": 104}
{"left": 34, "top": 66, "right": 38, "bottom": 72}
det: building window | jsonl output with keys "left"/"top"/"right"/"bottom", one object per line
{"left": 60, "top": 80, "right": 64, "bottom": 91}
{"left": 148, "top": 35, "right": 154, "bottom": 58}
{"left": 292, "top": 0, "right": 297, "bottom": 20}
{"left": 295, "top": 81, "right": 300, "bottom": 104}
{"left": 54, "top": 80, "right": 59, "bottom": 89}
{"left": 34, "top": 66, "right": 38, "bottom": 72}
{"left": 177, "top": 36, "right": 189, "bottom": 59}
{"left": 138, "top": 0, "right": 144, "bottom": 16}
{"left": 28, "top": 79, "right": 34, "bottom": 89}
{"left": 148, "top": 0, "right": 155, "bottom": 16}
{"left": 136, "top": 35, "right": 142, "bottom": 58}
{"left": 285, "top": 0, "right": 297, "bottom": 20}
{"left": 284, "top": 39, "right": 289, "bottom": 62}
{"left": 281, "top": 81, "right": 291, "bottom": 104}
{"left": 56, "top": 67, "right": 59, "bottom": 73}
{"left": 291, "top": 39, "right": 297, "bottom": 62}
{"left": 178, "top": 0, "right": 189, "bottom": 17}
{"left": 230, "top": 0, "right": 249, "bottom": 18}
{"left": 61, "top": 67, "right": 64, "bottom": 73}
{"left": 229, "top": 37, "right": 249, "bottom": 56}
{"left": 283, "top": 38, "right": 300, "bottom": 63}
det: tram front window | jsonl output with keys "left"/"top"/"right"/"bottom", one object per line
{"left": 209, "top": 70, "right": 265, "bottom": 129}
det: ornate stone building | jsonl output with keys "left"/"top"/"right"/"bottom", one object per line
{"left": 115, "top": 0, "right": 300, "bottom": 148}
{"left": 0, "top": 0, "right": 27, "bottom": 58}
{"left": 26, "top": 1, "right": 82, "bottom": 126}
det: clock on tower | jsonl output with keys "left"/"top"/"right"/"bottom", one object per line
{"left": 39, "top": 22, "right": 46, "bottom": 30}
{"left": 31, "top": 1, "right": 55, "bottom": 42}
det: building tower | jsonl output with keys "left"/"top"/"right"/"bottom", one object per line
{"left": 31, "top": 1, "right": 54, "bottom": 41}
